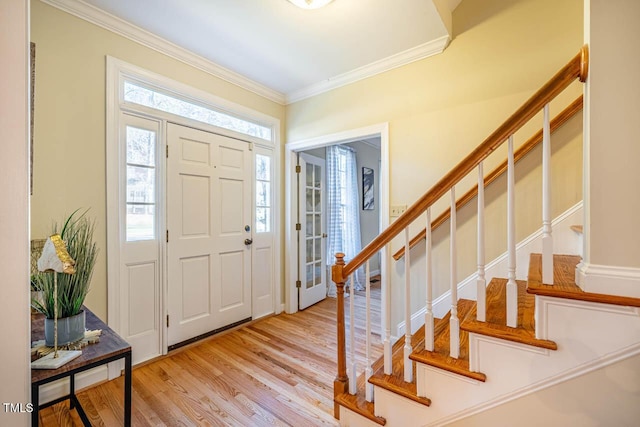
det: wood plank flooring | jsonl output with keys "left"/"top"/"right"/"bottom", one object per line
{"left": 38, "top": 291, "right": 383, "bottom": 426}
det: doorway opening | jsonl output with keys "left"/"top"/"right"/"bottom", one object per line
{"left": 284, "top": 123, "right": 390, "bottom": 337}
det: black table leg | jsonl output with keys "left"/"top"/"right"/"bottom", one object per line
{"left": 31, "top": 382, "right": 39, "bottom": 427}
{"left": 69, "top": 373, "right": 75, "bottom": 409}
{"left": 124, "top": 352, "right": 132, "bottom": 427}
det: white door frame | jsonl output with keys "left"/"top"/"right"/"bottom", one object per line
{"left": 284, "top": 123, "right": 390, "bottom": 314}
{"left": 106, "top": 57, "right": 281, "bottom": 366}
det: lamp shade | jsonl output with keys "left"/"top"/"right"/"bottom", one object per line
{"left": 37, "top": 234, "right": 76, "bottom": 274}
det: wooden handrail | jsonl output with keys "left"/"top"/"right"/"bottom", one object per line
{"left": 392, "top": 95, "right": 584, "bottom": 261}
{"left": 339, "top": 45, "right": 589, "bottom": 279}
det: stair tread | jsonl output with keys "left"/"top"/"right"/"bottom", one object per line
{"left": 527, "top": 253, "right": 640, "bottom": 307}
{"left": 570, "top": 225, "right": 583, "bottom": 233}
{"left": 368, "top": 372, "right": 431, "bottom": 406}
{"left": 461, "top": 278, "right": 557, "bottom": 350}
{"left": 368, "top": 318, "right": 433, "bottom": 406}
{"left": 335, "top": 390, "right": 386, "bottom": 425}
{"left": 410, "top": 299, "right": 487, "bottom": 382}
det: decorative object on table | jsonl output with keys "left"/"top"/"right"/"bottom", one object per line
{"left": 31, "top": 329, "right": 102, "bottom": 358}
{"left": 362, "top": 167, "right": 374, "bottom": 210}
{"left": 31, "top": 234, "right": 81, "bottom": 369}
{"left": 30, "top": 239, "right": 46, "bottom": 313}
{"left": 31, "top": 209, "right": 98, "bottom": 369}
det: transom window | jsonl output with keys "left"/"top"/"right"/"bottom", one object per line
{"left": 123, "top": 81, "right": 272, "bottom": 141}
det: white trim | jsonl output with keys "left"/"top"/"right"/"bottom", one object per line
{"left": 41, "top": 0, "right": 453, "bottom": 105}
{"left": 535, "top": 295, "right": 640, "bottom": 340}
{"left": 285, "top": 123, "right": 390, "bottom": 314}
{"left": 286, "top": 36, "right": 451, "bottom": 103}
{"left": 425, "top": 342, "right": 640, "bottom": 427}
{"left": 421, "top": 365, "right": 484, "bottom": 386}
{"left": 41, "top": 0, "right": 286, "bottom": 104}
{"left": 37, "top": 366, "right": 108, "bottom": 405}
{"left": 106, "top": 57, "right": 282, "bottom": 358}
{"left": 576, "top": 262, "right": 640, "bottom": 298}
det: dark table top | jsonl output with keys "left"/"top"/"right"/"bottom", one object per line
{"left": 31, "top": 307, "right": 131, "bottom": 384}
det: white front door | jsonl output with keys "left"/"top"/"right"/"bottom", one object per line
{"left": 298, "top": 153, "right": 327, "bottom": 310}
{"left": 167, "top": 124, "right": 252, "bottom": 346}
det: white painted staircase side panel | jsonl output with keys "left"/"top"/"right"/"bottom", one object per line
{"left": 339, "top": 407, "right": 382, "bottom": 427}
{"left": 371, "top": 298, "right": 640, "bottom": 426}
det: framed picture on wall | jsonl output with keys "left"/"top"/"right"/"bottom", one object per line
{"left": 362, "top": 167, "right": 374, "bottom": 210}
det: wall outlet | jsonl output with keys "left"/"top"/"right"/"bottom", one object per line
{"left": 390, "top": 205, "right": 408, "bottom": 217}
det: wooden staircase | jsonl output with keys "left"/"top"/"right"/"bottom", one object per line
{"left": 335, "top": 253, "right": 640, "bottom": 425}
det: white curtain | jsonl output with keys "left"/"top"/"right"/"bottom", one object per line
{"left": 326, "top": 145, "right": 364, "bottom": 293}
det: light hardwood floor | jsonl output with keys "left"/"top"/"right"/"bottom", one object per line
{"left": 38, "top": 286, "right": 383, "bottom": 426}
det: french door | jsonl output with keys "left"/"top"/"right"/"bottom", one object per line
{"left": 298, "top": 153, "right": 327, "bottom": 309}
{"left": 166, "top": 124, "right": 252, "bottom": 346}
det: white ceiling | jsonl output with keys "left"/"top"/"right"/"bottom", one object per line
{"left": 46, "top": 0, "right": 461, "bottom": 103}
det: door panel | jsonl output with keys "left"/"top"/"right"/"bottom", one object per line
{"left": 167, "top": 124, "right": 251, "bottom": 346}
{"left": 299, "top": 153, "right": 327, "bottom": 310}
{"left": 119, "top": 113, "right": 162, "bottom": 365}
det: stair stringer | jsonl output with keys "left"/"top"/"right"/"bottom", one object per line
{"left": 358, "top": 296, "right": 640, "bottom": 427}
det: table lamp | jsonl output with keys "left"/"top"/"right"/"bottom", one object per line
{"left": 31, "top": 234, "right": 83, "bottom": 369}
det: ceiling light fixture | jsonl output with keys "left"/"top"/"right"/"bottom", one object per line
{"left": 288, "top": 0, "right": 334, "bottom": 10}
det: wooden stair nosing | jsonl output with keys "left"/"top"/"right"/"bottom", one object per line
{"left": 368, "top": 373, "right": 432, "bottom": 406}
{"left": 461, "top": 279, "right": 558, "bottom": 350}
{"left": 409, "top": 299, "right": 487, "bottom": 382}
{"left": 335, "top": 392, "right": 386, "bottom": 426}
{"left": 527, "top": 253, "right": 640, "bottom": 307}
{"left": 369, "top": 332, "right": 432, "bottom": 407}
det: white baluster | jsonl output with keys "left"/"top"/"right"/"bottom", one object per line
{"left": 404, "top": 227, "right": 413, "bottom": 382}
{"left": 425, "top": 208, "right": 434, "bottom": 352}
{"left": 507, "top": 136, "right": 518, "bottom": 328}
{"left": 477, "top": 162, "right": 486, "bottom": 322}
{"left": 349, "top": 275, "right": 357, "bottom": 394}
{"left": 365, "top": 261, "right": 374, "bottom": 402}
{"left": 383, "top": 245, "right": 392, "bottom": 375}
{"left": 542, "top": 103, "right": 554, "bottom": 284}
{"left": 450, "top": 188, "right": 460, "bottom": 359}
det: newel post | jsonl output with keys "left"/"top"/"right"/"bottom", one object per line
{"left": 332, "top": 252, "right": 348, "bottom": 419}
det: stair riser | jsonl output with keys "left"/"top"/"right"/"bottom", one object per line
{"left": 343, "top": 297, "right": 640, "bottom": 427}
{"left": 410, "top": 298, "right": 640, "bottom": 426}
{"left": 339, "top": 407, "right": 385, "bottom": 427}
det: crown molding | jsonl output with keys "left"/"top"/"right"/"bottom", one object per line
{"left": 286, "top": 35, "right": 451, "bottom": 104}
{"left": 40, "top": 0, "right": 287, "bottom": 105}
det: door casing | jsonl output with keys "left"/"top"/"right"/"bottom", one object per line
{"left": 284, "top": 123, "right": 390, "bottom": 315}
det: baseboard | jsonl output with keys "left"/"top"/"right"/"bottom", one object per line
{"left": 425, "top": 341, "right": 640, "bottom": 426}
{"left": 576, "top": 261, "right": 640, "bottom": 298}
{"left": 37, "top": 365, "right": 108, "bottom": 405}
{"left": 396, "top": 202, "right": 583, "bottom": 336}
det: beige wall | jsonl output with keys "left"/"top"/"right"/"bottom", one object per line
{"left": 0, "top": 0, "right": 31, "bottom": 423}
{"left": 349, "top": 141, "right": 382, "bottom": 274}
{"left": 30, "top": 0, "right": 286, "bottom": 320}
{"left": 447, "top": 352, "right": 640, "bottom": 426}
{"left": 585, "top": 0, "right": 640, "bottom": 268}
{"left": 287, "top": 0, "right": 584, "bottom": 329}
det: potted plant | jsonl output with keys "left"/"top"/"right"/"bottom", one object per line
{"left": 31, "top": 209, "right": 98, "bottom": 346}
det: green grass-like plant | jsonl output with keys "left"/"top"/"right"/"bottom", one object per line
{"left": 31, "top": 209, "right": 98, "bottom": 319}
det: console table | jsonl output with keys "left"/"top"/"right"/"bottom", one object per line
{"left": 31, "top": 308, "right": 131, "bottom": 426}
